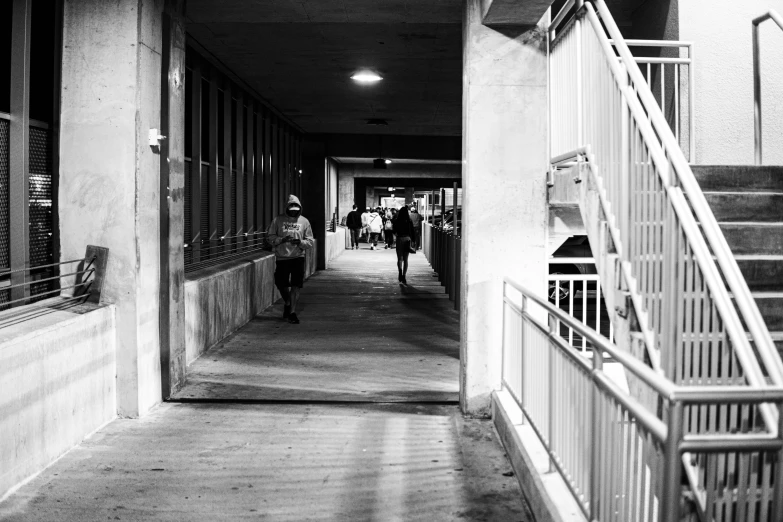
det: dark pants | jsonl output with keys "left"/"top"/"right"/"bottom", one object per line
{"left": 350, "top": 228, "right": 361, "bottom": 247}
{"left": 369, "top": 232, "right": 380, "bottom": 246}
{"left": 413, "top": 228, "right": 422, "bottom": 249}
{"left": 384, "top": 230, "right": 394, "bottom": 247}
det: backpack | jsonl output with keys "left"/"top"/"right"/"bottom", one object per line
{"left": 385, "top": 219, "right": 394, "bottom": 231}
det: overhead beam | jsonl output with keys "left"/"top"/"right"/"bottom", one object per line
{"left": 481, "top": 0, "right": 553, "bottom": 27}
{"left": 313, "top": 134, "right": 461, "bottom": 162}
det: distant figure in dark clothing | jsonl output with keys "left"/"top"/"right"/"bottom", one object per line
{"left": 393, "top": 207, "right": 417, "bottom": 285}
{"left": 409, "top": 206, "right": 422, "bottom": 250}
{"left": 346, "top": 204, "right": 363, "bottom": 250}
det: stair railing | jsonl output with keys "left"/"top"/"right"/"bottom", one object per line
{"left": 502, "top": 277, "right": 783, "bottom": 521}
{"left": 752, "top": 9, "right": 783, "bottom": 165}
{"left": 550, "top": 0, "right": 783, "bottom": 433}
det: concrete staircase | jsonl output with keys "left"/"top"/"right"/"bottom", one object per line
{"left": 693, "top": 165, "right": 783, "bottom": 358}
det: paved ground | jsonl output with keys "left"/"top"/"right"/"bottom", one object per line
{"left": 172, "top": 246, "right": 460, "bottom": 402}
{"left": 0, "top": 245, "right": 532, "bottom": 521}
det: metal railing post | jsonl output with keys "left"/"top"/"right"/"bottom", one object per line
{"left": 753, "top": 22, "right": 762, "bottom": 165}
{"left": 520, "top": 294, "right": 527, "bottom": 425}
{"left": 660, "top": 400, "right": 684, "bottom": 522}
{"left": 548, "top": 313, "right": 557, "bottom": 472}
{"left": 773, "top": 400, "right": 783, "bottom": 520}
{"left": 589, "top": 347, "right": 603, "bottom": 519}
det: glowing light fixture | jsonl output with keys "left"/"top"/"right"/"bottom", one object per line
{"left": 351, "top": 71, "right": 383, "bottom": 83}
{"left": 385, "top": 159, "right": 392, "bottom": 164}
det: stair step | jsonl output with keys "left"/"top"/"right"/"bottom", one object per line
{"left": 736, "top": 293, "right": 783, "bottom": 331}
{"left": 720, "top": 223, "right": 783, "bottom": 255}
{"left": 735, "top": 255, "right": 783, "bottom": 292}
{"left": 733, "top": 256, "right": 783, "bottom": 292}
{"left": 703, "top": 192, "right": 783, "bottom": 222}
{"left": 692, "top": 165, "right": 783, "bottom": 193}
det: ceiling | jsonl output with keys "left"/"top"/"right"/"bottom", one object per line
{"left": 186, "top": 0, "right": 464, "bottom": 137}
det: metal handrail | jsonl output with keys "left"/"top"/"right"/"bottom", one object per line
{"left": 592, "top": 0, "right": 783, "bottom": 393}
{"left": 507, "top": 276, "right": 675, "bottom": 400}
{"left": 503, "top": 277, "right": 783, "bottom": 521}
{"left": 752, "top": 9, "right": 783, "bottom": 165}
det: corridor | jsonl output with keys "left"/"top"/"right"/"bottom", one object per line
{"left": 0, "top": 248, "right": 531, "bottom": 521}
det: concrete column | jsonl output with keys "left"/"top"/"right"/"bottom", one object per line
{"left": 59, "top": 0, "right": 170, "bottom": 417}
{"left": 461, "top": 0, "right": 548, "bottom": 415}
{"left": 301, "top": 139, "right": 326, "bottom": 270}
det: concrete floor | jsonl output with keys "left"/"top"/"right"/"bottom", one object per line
{"left": 172, "top": 246, "right": 461, "bottom": 402}
{"left": 0, "top": 247, "right": 532, "bottom": 521}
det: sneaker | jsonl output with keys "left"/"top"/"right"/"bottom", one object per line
{"left": 288, "top": 313, "right": 300, "bottom": 324}
{"left": 283, "top": 304, "right": 291, "bottom": 319}
{"left": 402, "top": 276, "right": 407, "bottom": 285}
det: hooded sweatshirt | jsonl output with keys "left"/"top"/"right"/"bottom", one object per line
{"left": 367, "top": 210, "right": 383, "bottom": 233}
{"left": 267, "top": 195, "right": 314, "bottom": 259}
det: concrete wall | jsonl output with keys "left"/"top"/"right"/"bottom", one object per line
{"left": 59, "top": 0, "right": 170, "bottom": 417}
{"left": 0, "top": 305, "right": 117, "bottom": 500}
{"left": 461, "top": 2, "right": 548, "bottom": 415}
{"left": 325, "top": 228, "right": 346, "bottom": 267}
{"left": 184, "top": 246, "right": 317, "bottom": 365}
{"left": 679, "top": 0, "right": 783, "bottom": 165}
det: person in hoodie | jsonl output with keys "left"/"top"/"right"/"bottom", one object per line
{"left": 267, "top": 195, "right": 314, "bottom": 324}
{"left": 366, "top": 207, "right": 383, "bottom": 250}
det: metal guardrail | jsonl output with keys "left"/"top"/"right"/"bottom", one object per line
{"left": 424, "top": 224, "right": 460, "bottom": 311}
{"left": 0, "top": 245, "right": 109, "bottom": 327}
{"left": 502, "top": 277, "right": 783, "bottom": 522}
{"left": 752, "top": 9, "right": 783, "bottom": 165}
{"left": 184, "top": 231, "right": 270, "bottom": 273}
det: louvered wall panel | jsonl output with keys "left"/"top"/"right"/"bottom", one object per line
{"left": 29, "top": 126, "right": 54, "bottom": 299}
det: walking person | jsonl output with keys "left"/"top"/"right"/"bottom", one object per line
{"left": 393, "top": 207, "right": 417, "bottom": 285}
{"left": 346, "top": 204, "right": 363, "bottom": 250}
{"left": 367, "top": 207, "right": 383, "bottom": 250}
{"left": 267, "top": 195, "right": 314, "bottom": 324}
{"left": 409, "top": 205, "right": 422, "bottom": 250}
{"left": 383, "top": 210, "right": 395, "bottom": 249}
{"left": 360, "top": 207, "right": 371, "bottom": 242}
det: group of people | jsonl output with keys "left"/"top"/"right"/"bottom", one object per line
{"left": 345, "top": 205, "right": 422, "bottom": 251}
{"left": 265, "top": 197, "right": 425, "bottom": 325}
{"left": 345, "top": 204, "right": 422, "bottom": 285}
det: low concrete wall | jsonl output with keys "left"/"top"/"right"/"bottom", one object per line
{"left": 325, "top": 227, "right": 346, "bottom": 267}
{"left": 492, "top": 390, "right": 585, "bottom": 522}
{"left": 0, "top": 303, "right": 117, "bottom": 500}
{"left": 184, "top": 244, "right": 317, "bottom": 366}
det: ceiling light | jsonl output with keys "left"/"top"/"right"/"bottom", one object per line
{"left": 351, "top": 71, "right": 383, "bottom": 83}
{"left": 385, "top": 159, "right": 392, "bottom": 165}
{"left": 373, "top": 158, "right": 387, "bottom": 169}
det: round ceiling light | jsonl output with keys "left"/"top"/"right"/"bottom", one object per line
{"left": 351, "top": 71, "right": 383, "bottom": 83}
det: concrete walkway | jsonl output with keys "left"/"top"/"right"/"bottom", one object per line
{"left": 0, "top": 246, "right": 532, "bottom": 521}
{"left": 172, "top": 246, "right": 460, "bottom": 402}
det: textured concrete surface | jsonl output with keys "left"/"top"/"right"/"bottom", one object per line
{"left": 0, "top": 403, "right": 532, "bottom": 521}
{"left": 0, "top": 249, "right": 531, "bottom": 521}
{"left": 174, "top": 247, "right": 459, "bottom": 402}
{"left": 462, "top": 0, "right": 549, "bottom": 415}
{"left": 0, "top": 305, "right": 116, "bottom": 500}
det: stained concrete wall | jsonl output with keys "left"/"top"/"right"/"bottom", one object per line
{"left": 461, "top": 2, "right": 548, "bottom": 415}
{"left": 59, "top": 0, "right": 170, "bottom": 417}
{"left": 0, "top": 304, "right": 116, "bottom": 500}
{"left": 325, "top": 228, "right": 346, "bottom": 267}
{"left": 184, "top": 246, "right": 317, "bottom": 365}
{"left": 678, "top": 0, "right": 783, "bottom": 165}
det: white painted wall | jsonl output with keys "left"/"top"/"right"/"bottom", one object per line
{"left": 679, "top": 0, "right": 783, "bottom": 165}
